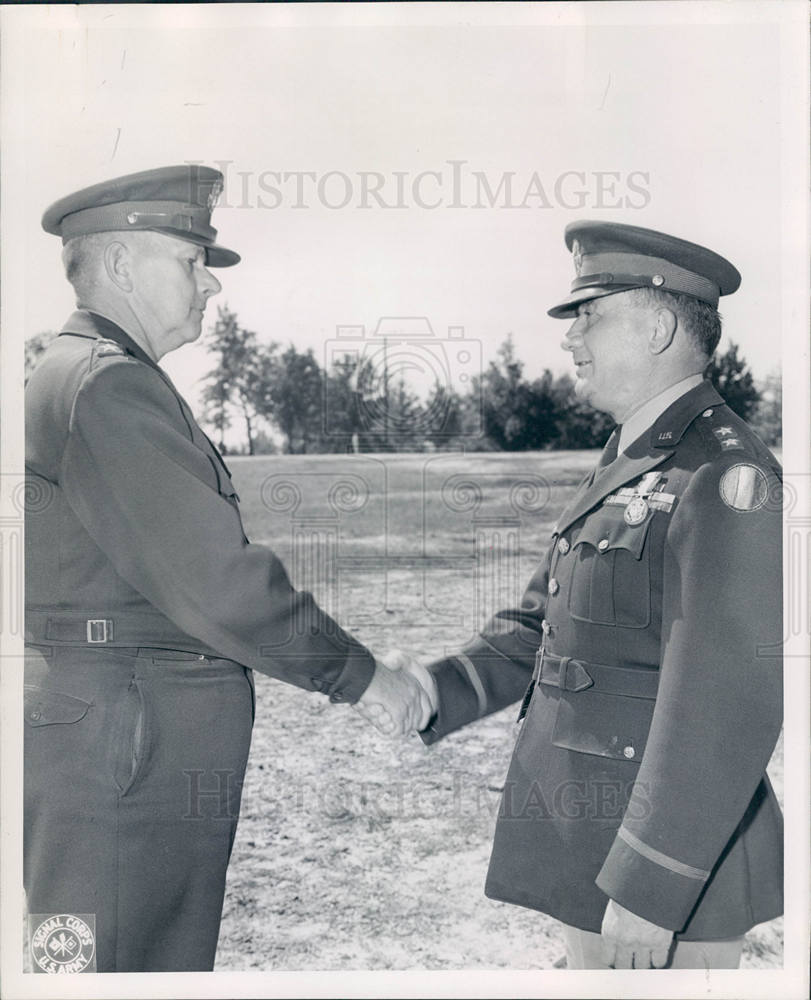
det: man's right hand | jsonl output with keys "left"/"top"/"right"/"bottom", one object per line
{"left": 353, "top": 651, "right": 436, "bottom": 737}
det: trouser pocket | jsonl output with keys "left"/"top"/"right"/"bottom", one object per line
{"left": 24, "top": 685, "right": 92, "bottom": 727}
{"left": 114, "top": 680, "right": 147, "bottom": 796}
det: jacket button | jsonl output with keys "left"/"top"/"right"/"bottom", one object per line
{"left": 330, "top": 691, "right": 345, "bottom": 703}
{"left": 541, "top": 619, "right": 552, "bottom": 636}
{"left": 558, "top": 538, "right": 570, "bottom": 555}
{"left": 702, "top": 408, "right": 714, "bottom": 418}
{"left": 198, "top": 654, "right": 207, "bottom": 661}
{"left": 623, "top": 745, "right": 635, "bottom": 759}
{"left": 598, "top": 539, "right": 610, "bottom": 552}
{"left": 548, "top": 579, "right": 559, "bottom": 596}
{"left": 30, "top": 709, "right": 41, "bottom": 721}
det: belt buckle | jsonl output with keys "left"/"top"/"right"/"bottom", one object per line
{"left": 86, "top": 619, "right": 112, "bottom": 643}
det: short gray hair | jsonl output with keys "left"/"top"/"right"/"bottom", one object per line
{"left": 61, "top": 233, "right": 111, "bottom": 295}
{"left": 61, "top": 230, "right": 169, "bottom": 297}
{"left": 628, "top": 286, "right": 722, "bottom": 358}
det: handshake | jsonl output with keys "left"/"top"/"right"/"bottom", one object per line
{"left": 353, "top": 650, "right": 438, "bottom": 737}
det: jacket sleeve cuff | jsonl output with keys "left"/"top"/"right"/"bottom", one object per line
{"left": 595, "top": 826, "right": 710, "bottom": 931}
{"left": 326, "top": 645, "right": 377, "bottom": 705}
{"left": 419, "top": 656, "right": 486, "bottom": 745}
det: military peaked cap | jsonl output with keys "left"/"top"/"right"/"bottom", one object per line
{"left": 547, "top": 220, "right": 740, "bottom": 318}
{"left": 42, "top": 164, "right": 240, "bottom": 267}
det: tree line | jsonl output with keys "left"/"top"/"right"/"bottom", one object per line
{"left": 200, "top": 306, "right": 780, "bottom": 454}
{"left": 24, "top": 307, "right": 781, "bottom": 454}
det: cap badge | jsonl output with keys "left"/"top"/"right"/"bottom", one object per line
{"left": 572, "top": 239, "right": 583, "bottom": 276}
{"left": 207, "top": 179, "right": 223, "bottom": 210}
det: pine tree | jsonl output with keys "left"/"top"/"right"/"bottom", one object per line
{"left": 25, "top": 331, "right": 58, "bottom": 384}
{"left": 706, "top": 341, "right": 760, "bottom": 422}
{"left": 200, "top": 305, "right": 278, "bottom": 454}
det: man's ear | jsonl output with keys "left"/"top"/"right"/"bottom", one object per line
{"left": 103, "top": 240, "right": 134, "bottom": 292}
{"left": 649, "top": 307, "right": 677, "bottom": 355}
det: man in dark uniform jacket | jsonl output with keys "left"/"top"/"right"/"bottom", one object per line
{"left": 403, "top": 221, "right": 783, "bottom": 969}
{"left": 25, "top": 164, "right": 430, "bottom": 972}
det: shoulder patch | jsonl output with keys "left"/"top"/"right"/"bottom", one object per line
{"left": 719, "top": 463, "right": 769, "bottom": 512}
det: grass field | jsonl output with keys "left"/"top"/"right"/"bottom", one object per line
{"left": 215, "top": 450, "right": 784, "bottom": 971}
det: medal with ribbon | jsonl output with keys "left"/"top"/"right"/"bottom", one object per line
{"left": 624, "top": 472, "right": 666, "bottom": 525}
{"left": 604, "top": 472, "right": 677, "bottom": 525}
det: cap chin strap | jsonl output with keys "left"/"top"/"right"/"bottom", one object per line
{"left": 60, "top": 201, "right": 216, "bottom": 243}
{"left": 573, "top": 252, "right": 720, "bottom": 307}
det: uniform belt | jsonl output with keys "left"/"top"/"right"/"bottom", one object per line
{"left": 25, "top": 609, "right": 216, "bottom": 653}
{"left": 537, "top": 648, "right": 659, "bottom": 701}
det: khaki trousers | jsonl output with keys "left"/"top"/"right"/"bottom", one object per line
{"left": 25, "top": 644, "right": 254, "bottom": 972}
{"left": 560, "top": 922, "right": 745, "bottom": 970}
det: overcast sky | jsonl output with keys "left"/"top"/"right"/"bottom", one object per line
{"left": 3, "top": 2, "right": 805, "bottom": 432}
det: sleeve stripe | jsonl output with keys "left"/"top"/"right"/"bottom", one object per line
{"left": 617, "top": 826, "right": 710, "bottom": 881}
{"left": 455, "top": 653, "right": 488, "bottom": 717}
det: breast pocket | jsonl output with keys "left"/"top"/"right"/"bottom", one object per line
{"left": 568, "top": 507, "right": 653, "bottom": 628}
{"left": 208, "top": 458, "right": 246, "bottom": 538}
{"left": 214, "top": 467, "right": 240, "bottom": 506}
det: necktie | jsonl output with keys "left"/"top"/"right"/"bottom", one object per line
{"left": 596, "top": 426, "right": 622, "bottom": 473}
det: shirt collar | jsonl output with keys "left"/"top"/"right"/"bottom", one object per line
{"left": 618, "top": 373, "right": 705, "bottom": 454}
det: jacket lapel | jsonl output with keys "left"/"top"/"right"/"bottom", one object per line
{"left": 554, "top": 380, "right": 724, "bottom": 536}
{"left": 555, "top": 447, "right": 672, "bottom": 536}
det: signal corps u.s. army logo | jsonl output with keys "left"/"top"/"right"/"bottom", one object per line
{"left": 29, "top": 913, "right": 96, "bottom": 973}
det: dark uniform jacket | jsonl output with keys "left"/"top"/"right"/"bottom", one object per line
{"left": 422, "top": 380, "right": 783, "bottom": 938}
{"left": 25, "top": 309, "right": 375, "bottom": 703}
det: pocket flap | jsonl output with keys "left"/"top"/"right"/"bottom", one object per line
{"left": 24, "top": 686, "right": 91, "bottom": 727}
{"left": 551, "top": 688, "right": 654, "bottom": 763}
{"left": 574, "top": 508, "right": 652, "bottom": 560}
{"left": 218, "top": 473, "right": 240, "bottom": 501}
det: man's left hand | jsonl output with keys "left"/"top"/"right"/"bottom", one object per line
{"left": 600, "top": 899, "right": 673, "bottom": 969}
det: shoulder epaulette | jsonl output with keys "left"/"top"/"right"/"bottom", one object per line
{"left": 89, "top": 338, "right": 133, "bottom": 370}
{"left": 693, "top": 404, "right": 756, "bottom": 459}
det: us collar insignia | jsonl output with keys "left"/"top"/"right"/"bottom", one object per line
{"left": 604, "top": 472, "right": 677, "bottom": 524}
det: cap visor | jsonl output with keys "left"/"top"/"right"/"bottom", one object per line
{"left": 547, "top": 285, "right": 636, "bottom": 319}
{"left": 152, "top": 228, "right": 240, "bottom": 267}
{"left": 155, "top": 229, "right": 240, "bottom": 267}
{"left": 205, "top": 244, "right": 241, "bottom": 267}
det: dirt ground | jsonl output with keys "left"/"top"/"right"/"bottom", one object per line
{"left": 215, "top": 451, "right": 784, "bottom": 971}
